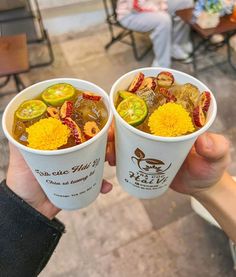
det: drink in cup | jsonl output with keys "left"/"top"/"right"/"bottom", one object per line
{"left": 110, "top": 68, "right": 217, "bottom": 199}
{"left": 2, "top": 79, "right": 112, "bottom": 210}
{"left": 13, "top": 83, "right": 108, "bottom": 149}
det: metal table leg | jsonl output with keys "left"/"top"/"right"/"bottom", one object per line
{"left": 229, "top": 240, "right": 236, "bottom": 271}
{"left": 189, "top": 31, "right": 209, "bottom": 74}
{"left": 226, "top": 31, "right": 236, "bottom": 71}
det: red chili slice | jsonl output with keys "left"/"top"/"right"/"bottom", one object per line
{"left": 63, "top": 117, "right": 84, "bottom": 145}
{"left": 157, "top": 71, "right": 174, "bottom": 88}
{"left": 193, "top": 106, "right": 206, "bottom": 127}
{"left": 60, "top": 101, "right": 73, "bottom": 119}
{"left": 159, "top": 88, "right": 176, "bottom": 102}
{"left": 82, "top": 91, "right": 101, "bottom": 101}
{"left": 128, "top": 72, "right": 145, "bottom": 92}
{"left": 139, "top": 77, "right": 157, "bottom": 91}
{"left": 199, "top": 91, "right": 211, "bottom": 113}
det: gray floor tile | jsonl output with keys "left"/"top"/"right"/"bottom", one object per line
{"left": 159, "top": 214, "right": 235, "bottom": 277}
{"left": 40, "top": 211, "right": 84, "bottom": 276}
{"left": 69, "top": 197, "right": 152, "bottom": 260}
{"left": 88, "top": 214, "right": 235, "bottom": 277}
{"left": 141, "top": 189, "right": 193, "bottom": 230}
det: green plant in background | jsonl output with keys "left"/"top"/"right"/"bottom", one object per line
{"left": 194, "top": 0, "right": 234, "bottom": 17}
{"left": 205, "top": 0, "right": 223, "bottom": 13}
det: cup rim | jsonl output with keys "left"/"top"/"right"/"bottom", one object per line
{"left": 110, "top": 67, "right": 217, "bottom": 142}
{"left": 2, "top": 78, "right": 113, "bottom": 155}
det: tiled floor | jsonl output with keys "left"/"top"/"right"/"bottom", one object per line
{"left": 0, "top": 21, "right": 236, "bottom": 276}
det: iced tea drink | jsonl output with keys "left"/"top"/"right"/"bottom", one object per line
{"left": 111, "top": 68, "right": 216, "bottom": 200}
{"left": 115, "top": 71, "right": 211, "bottom": 137}
{"left": 13, "top": 83, "right": 108, "bottom": 150}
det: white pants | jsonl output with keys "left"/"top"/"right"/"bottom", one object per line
{"left": 119, "top": 0, "right": 194, "bottom": 67}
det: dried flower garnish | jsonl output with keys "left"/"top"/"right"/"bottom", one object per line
{"left": 84, "top": 121, "right": 100, "bottom": 139}
{"left": 26, "top": 117, "right": 70, "bottom": 150}
{"left": 47, "top": 106, "right": 60, "bottom": 119}
{"left": 148, "top": 103, "right": 195, "bottom": 137}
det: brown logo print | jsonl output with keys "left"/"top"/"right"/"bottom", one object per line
{"left": 131, "top": 148, "right": 171, "bottom": 176}
{"left": 124, "top": 148, "right": 172, "bottom": 189}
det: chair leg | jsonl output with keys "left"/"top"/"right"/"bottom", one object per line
{"left": 105, "top": 22, "right": 116, "bottom": 49}
{"left": 226, "top": 32, "right": 236, "bottom": 71}
{"left": 13, "top": 74, "right": 25, "bottom": 92}
{"left": 130, "top": 32, "right": 152, "bottom": 61}
{"left": 105, "top": 30, "right": 127, "bottom": 49}
{"left": 0, "top": 76, "right": 11, "bottom": 88}
{"left": 104, "top": 22, "right": 152, "bottom": 61}
{"left": 30, "top": 29, "right": 54, "bottom": 68}
{"left": 105, "top": 25, "right": 131, "bottom": 50}
{"left": 229, "top": 239, "right": 236, "bottom": 270}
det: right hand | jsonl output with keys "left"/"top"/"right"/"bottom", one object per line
{"left": 106, "top": 120, "right": 116, "bottom": 166}
{"left": 104, "top": 126, "right": 231, "bottom": 197}
{"left": 170, "top": 132, "right": 231, "bottom": 196}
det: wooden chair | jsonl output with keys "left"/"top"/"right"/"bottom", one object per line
{"left": 0, "top": 0, "right": 54, "bottom": 68}
{"left": 103, "top": 0, "right": 152, "bottom": 61}
{"left": 0, "top": 34, "right": 29, "bottom": 92}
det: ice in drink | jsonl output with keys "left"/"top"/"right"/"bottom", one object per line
{"left": 115, "top": 71, "right": 211, "bottom": 137}
{"left": 13, "top": 83, "right": 108, "bottom": 150}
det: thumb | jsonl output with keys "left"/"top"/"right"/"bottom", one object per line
{"left": 195, "top": 133, "right": 231, "bottom": 164}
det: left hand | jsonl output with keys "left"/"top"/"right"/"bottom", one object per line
{"left": 6, "top": 143, "right": 113, "bottom": 219}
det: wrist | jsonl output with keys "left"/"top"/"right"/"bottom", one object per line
{"left": 6, "top": 181, "right": 60, "bottom": 220}
{"left": 29, "top": 201, "right": 60, "bottom": 220}
{"left": 191, "top": 172, "right": 236, "bottom": 242}
{"left": 193, "top": 171, "right": 234, "bottom": 205}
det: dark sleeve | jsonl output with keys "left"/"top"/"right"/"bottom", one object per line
{"left": 0, "top": 180, "right": 65, "bottom": 277}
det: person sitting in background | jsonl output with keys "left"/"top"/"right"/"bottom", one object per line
{"left": 116, "top": 0, "right": 194, "bottom": 67}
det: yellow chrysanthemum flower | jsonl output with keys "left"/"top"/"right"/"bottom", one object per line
{"left": 148, "top": 103, "right": 195, "bottom": 137}
{"left": 26, "top": 118, "right": 70, "bottom": 150}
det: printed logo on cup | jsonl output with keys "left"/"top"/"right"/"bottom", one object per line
{"left": 124, "top": 148, "right": 172, "bottom": 191}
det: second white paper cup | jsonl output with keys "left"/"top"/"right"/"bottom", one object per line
{"left": 2, "top": 78, "right": 112, "bottom": 210}
{"left": 110, "top": 67, "right": 217, "bottom": 199}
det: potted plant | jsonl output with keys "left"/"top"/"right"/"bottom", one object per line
{"left": 194, "top": 0, "right": 223, "bottom": 29}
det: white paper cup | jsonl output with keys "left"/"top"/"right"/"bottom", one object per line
{"left": 110, "top": 67, "right": 217, "bottom": 199}
{"left": 2, "top": 78, "right": 112, "bottom": 210}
